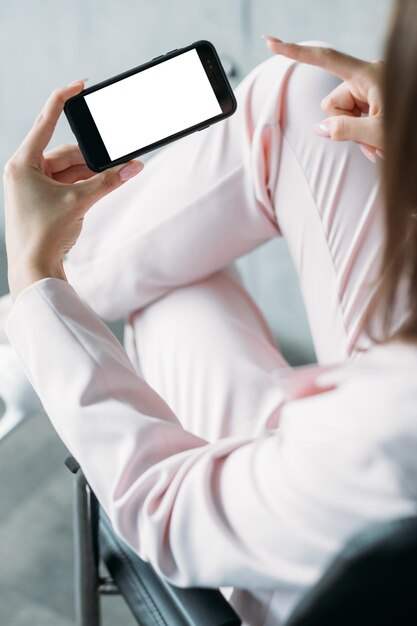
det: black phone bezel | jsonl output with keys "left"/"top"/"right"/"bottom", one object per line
{"left": 64, "top": 40, "right": 237, "bottom": 172}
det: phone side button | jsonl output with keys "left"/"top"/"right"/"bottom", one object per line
{"left": 152, "top": 55, "right": 164, "bottom": 60}
{"left": 165, "top": 48, "right": 178, "bottom": 55}
{"left": 198, "top": 125, "right": 210, "bottom": 131}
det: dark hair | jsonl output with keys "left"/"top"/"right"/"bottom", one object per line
{"left": 360, "top": 0, "right": 417, "bottom": 346}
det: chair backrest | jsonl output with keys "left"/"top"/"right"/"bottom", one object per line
{"left": 286, "top": 517, "right": 417, "bottom": 626}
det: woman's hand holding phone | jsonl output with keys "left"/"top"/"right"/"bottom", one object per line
{"left": 264, "top": 36, "right": 384, "bottom": 162}
{"left": 3, "top": 81, "right": 144, "bottom": 303}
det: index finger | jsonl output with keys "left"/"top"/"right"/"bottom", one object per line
{"left": 264, "top": 38, "right": 366, "bottom": 81}
{"left": 19, "top": 80, "right": 85, "bottom": 159}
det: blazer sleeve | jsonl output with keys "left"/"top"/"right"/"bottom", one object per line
{"left": 5, "top": 278, "right": 412, "bottom": 591}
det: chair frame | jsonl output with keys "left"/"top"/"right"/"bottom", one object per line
{"left": 65, "top": 455, "right": 120, "bottom": 626}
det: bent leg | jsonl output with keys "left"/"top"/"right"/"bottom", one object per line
{"left": 124, "top": 267, "right": 288, "bottom": 442}
{"left": 267, "top": 50, "right": 385, "bottom": 362}
{"left": 63, "top": 53, "right": 306, "bottom": 321}
{"left": 64, "top": 50, "right": 332, "bottom": 364}
{"left": 65, "top": 44, "right": 389, "bottom": 364}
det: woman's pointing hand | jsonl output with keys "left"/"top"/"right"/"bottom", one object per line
{"left": 263, "top": 37, "right": 384, "bottom": 160}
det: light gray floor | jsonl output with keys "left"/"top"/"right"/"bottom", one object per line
{"left": 0, "top": 410, "right": 137, "bottom": 626}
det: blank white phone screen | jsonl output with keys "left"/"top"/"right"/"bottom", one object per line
{"left": 84, "top": 49, "right": 222, "bottom": 161}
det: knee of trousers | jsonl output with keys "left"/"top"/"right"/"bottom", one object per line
{"left": 244, "top": 40, "right": 341, "bottom": 127}
{"left": 123, "top": 269, "right": 230, "bottom": 353}
{"left": 123, "top": 265, "right": 272, "bottom": 377}
{"left": 128, "top": 268, "right": 241, "bottom": 339}
{"left": 288, "top": 41, "right": 342, "bottom": 107}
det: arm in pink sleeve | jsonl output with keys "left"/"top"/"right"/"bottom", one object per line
{"left": 5, "top": 278, "right": 411, "bottom": 592}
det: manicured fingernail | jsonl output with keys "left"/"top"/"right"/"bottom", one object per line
{"left": 261, "top": 35, "right": 283, "bottom": 43}
{"left": 119, "top": 161, "right": 144, "bottom": 182}
{"left": 313, "top": 122, "right": 331, "bottom": 138}
{"left": 376, "top": 149, "right": 385, "bottom": 159}
{"left": 359, "top": 145, "right": 377, "bottom": 163}
{"left": 68, "top": 78, "right": 89, "bottom": 86}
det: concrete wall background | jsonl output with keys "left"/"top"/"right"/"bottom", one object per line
{"left": 0, "top": 0, "right": 393, "bottom": 362}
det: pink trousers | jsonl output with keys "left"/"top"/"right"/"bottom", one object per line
{"left": 65, "top": 46, "right": 382, "bottom": 445}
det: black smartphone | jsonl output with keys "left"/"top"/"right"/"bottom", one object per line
{"left": 64, "top": 40, "right": 237, "bottom": 172}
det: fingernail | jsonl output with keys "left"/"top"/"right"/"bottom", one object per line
{"left": 376, "top": 149, "right": 385, "bottom": 160}
{"left": 119, "top": 161, "right": 144, "bottom": 182}
{"left": 313, "top": 121, "right": 331, "bottom": 138}
{"left": 68, "top": 78, "right": 89, "bottom": 86}
{"left": 359, "top": 145, "right": 377, "bottom": 163}
{"left": 261, "top": 35, "right": 283, "bottom": 43}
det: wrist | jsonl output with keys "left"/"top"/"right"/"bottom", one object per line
{"left": 8, "top": 258, "right": 67, "bottom": 303}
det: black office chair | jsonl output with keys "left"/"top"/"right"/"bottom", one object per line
{"left": 65, "top": 455, "right": 417, "bottom": 626}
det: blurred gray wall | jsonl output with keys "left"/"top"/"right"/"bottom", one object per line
{"left": 0, "top": 0, "right": 393, "bottom": 362}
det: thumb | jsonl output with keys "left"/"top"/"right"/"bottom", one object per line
{"left": 313, "top": 115, "right": 380, "bottom": 147}
{"left": 75, "top": 160, "right": 144, "bottom": 205}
